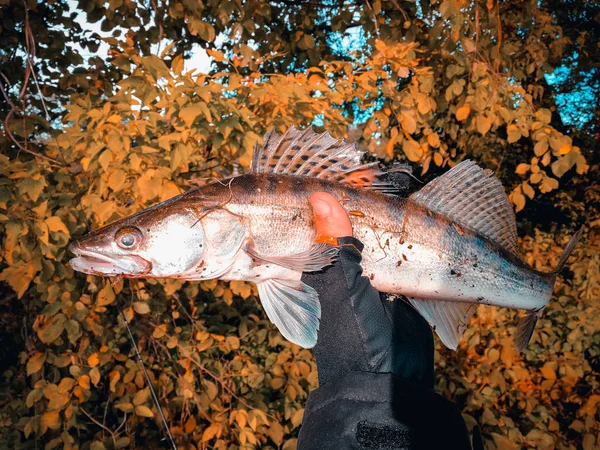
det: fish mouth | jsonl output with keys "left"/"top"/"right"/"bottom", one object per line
{"left": 68, "top": 242, "right": 152, "bottom": 277}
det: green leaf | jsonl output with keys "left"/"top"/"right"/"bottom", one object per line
{"left": 37, "top": 313, "right": 67, "bottom": 344}
{"left": 18, "top": 177, "right": 47, "bottom": 202}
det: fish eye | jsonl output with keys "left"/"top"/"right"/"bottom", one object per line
{"left": 116, "top": 226, "right": 143, "bottom": 250}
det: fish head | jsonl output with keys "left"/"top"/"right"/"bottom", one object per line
{"left": 69, "top": 204, "right": 206, "bottom": 278}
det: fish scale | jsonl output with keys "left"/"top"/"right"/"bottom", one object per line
{"left": 68, "top": 126, "right": 582, "bottom": 351}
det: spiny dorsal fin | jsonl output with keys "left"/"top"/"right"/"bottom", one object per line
{"left": 410, "top": 160, "right": 519, "bottom": 255}
{"left": 251, "top": 127, "right": 395, "bottom": 193}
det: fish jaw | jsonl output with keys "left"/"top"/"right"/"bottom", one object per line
{"left": 68, "top": 240, "right": 152, "bottom": 277}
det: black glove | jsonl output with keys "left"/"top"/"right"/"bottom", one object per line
{"left": 302, "top": 237, "right": 435, "bottom": 387}
{"left": 298, "top": 237, "right": 473, "bottom": 450}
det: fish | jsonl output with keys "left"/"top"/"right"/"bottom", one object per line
{"left": 68, "top": 126, "right": 582, "bottom": 351}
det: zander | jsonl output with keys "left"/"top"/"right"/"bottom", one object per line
{"left": 69, "top": 127, "right": 582, "bottom": 351}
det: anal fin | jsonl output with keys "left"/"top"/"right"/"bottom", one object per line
{"left": 257, "top": 279, "right": 321, "bottom": 348}
{"left": 514, "top": 308, "right": 544, "bottom": 351}
{"left": 247, "top": 243, "right": 338, "bottom": 272}
{"left": 407, "top": 298, "right": 476, "bottom": 350}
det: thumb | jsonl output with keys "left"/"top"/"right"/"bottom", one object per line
{"left": 308, "top": 192, "right": 353, "bottom": 239}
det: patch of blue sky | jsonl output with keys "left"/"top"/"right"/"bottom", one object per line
{"left": 327, "top": 25, "right": 369, "bottom": 63}
{"left": 545, "top": 52, "right": 599, "bottom": 129}
{"left": 312, "top": 114, "right": 325, "bottom": 127}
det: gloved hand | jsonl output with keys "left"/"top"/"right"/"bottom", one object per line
{"left": 298, "top": 192, "right": 474, "bottom": 450}
{"left": 301, "top": 192, "right": 435, "bottom": 388}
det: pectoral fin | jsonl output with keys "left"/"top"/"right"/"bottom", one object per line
{"left": 247, "top": 243, "right": 338, "bottom": 272}
{"left": 407, "top": 298, "right": 476, "bottom": 350}
{"left": 257, "top": 279, "right": 321, "bottom": 348}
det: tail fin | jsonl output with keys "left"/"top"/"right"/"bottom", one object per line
{"left": 515, "top": 227, "right": 583, "bottom": 351}
{"left": 553, "top": 227, "right": 584, "bottom": 274}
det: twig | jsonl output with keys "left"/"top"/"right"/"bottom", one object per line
{"left": 272, "top": 0, "right": 350, "bottom": 7}
{"left": 495, "top": 0, "right": 502, "bottom": 72}
{"left": 80, "top": 407, "right": 119, "bottom": 447}
{"left": 186, "top": 354, "right": 278, "bottom": 422}
{"left": 364, "top": 0, "right": 380, "bottom": 36}
{"left": 120, "top": 306, "right": 178, "bottom": 450}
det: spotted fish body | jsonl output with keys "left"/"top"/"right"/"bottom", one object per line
{"left": 69, "top": 127, "right": 581, "bottom": 351}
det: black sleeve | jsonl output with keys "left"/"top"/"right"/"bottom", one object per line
{"left": 302, "top": 237, "right": 394, "bottom": 386}
{"left": 297, "top": 371, "right": 473, "bottom": 450}
{"left": 299, "top": 238, "right": 472, "bottom": 450}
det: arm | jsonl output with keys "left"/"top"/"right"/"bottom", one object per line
{"left": 297, "top": 193, "right": 473, "bottom": 450}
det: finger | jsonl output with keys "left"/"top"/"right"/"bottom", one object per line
{"left": 308, "top": 192, "right": 353, "bottom": 238}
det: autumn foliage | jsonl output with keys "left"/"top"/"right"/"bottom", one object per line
{"left": 0, "top": 0, "right": 599, "bottom": 449}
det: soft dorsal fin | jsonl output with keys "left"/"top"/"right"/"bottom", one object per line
{"left": 251, "top": 127, "right": 395, "bottom": 193}
{"left": 410, "top": 160, "right": 519, "bottom": 255}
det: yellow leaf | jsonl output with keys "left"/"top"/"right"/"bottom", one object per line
{"left": 27, "top": 352, "right": 46, "bottom": 376}
{"left": 515, "top": 163, "right": 529, "bottom": 175}
{"left": 507, "top": 124, "right": 521, "bottom": 143}
{"left": 1, "top": 263, "right": 35, "bottom": 299}
{"left": 97, "top": 283, "right": 115, "bottom": 306}
{"left": 202, "top": 423, "right": 219, "bottom": 441}
{"left": 476, "top": 115, "right": 492, "bottom": 135}
{"left": 511, "top": 188, "right": 525, "bottom": 212}
{"left": 179, "top": 103, "right": 212, "bottom": 127}
{"left": 582, "top": 434, "right": 596, "bottom": 450}
{"left": 108, "top": 169, "right": 126, "bottom": 191}
{"left": 291, "top": 409, "right": 304, "bottom": 428}
{"left": 540, "top": 364, "right": 556, "bottom": 380}
{"left": 133, "top": 302, "right": 150, "bottom": 314}
{"left": 115, "top": 402, "right": 134, "bottom": 413}
{"left": 171, "top": 54, "right": 184, "bottom": 74}
{"left": 137, "top": 172, "right": 161, "bottom": 202}
{"left": 529, "top": 172, "right": 543, "bottom": 184}
{"left": 401, "top": 113, "right": 417, "bottom": 134}
{"left": 522, "top": 182, "right": 535, "bottom": 199}
{"left": 427, "top": 133, "right": 440, "bottom": 148}
{"left": 268, "top": 421, "right": 284, "bottom": 445}
{"left": 456, "top": 105, "right": 470, "bottom": 121}
{"left": 47, "top": 391, "right": 70, "bottom": 410}
{"left": 559, "top": 143, "right": 572, "bottom": 154}
{"left": 78, "top": 375, "right": 90, "bottom": 390}
{"left": 90, "top": 368, "right": 100, "bottom": 386}
{"left": 487, "top": 348, "right": 499, "bottom": 364}
{"left": 152, "top": 324, "right": 167, "bottom": 339}
{"left": 88, "top": 352, "right": 100, "bottom": 368}
{"left": 109, "top": 370, "right": 120, "bottom": 392}
{"left": 58, "top": 377, "right": 76, "bottom": 393}
{"left": 402, "top": 140, "right": 422, "bottom": 162}
{"left": 41, "top": 410, "right": 60, "bottom": 432}
{"left": 539, "top": 176, "right": 558, "bottom": 193}
{"left": 45, "top": 216, "right": 70, "bottom": 235}
{"left": 133, "top": 387, "right": 150, "bottom": 406}
{"left": 135, "top": 405, "right": 154, "bottom": 417}
{"left": 185, "top": 416, "right": 197, "bottom": 434}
